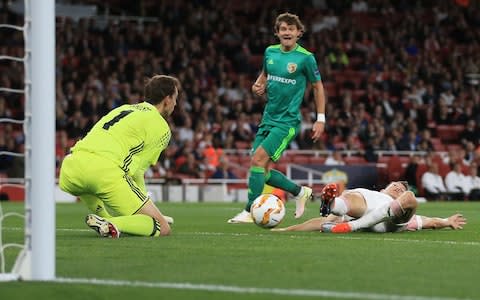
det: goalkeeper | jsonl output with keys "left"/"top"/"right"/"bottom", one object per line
{"left": 59, "top": 75, "right": 180, "bottom": 238}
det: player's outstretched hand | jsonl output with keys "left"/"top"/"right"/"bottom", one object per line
{"left": 448, "top": 213, "right": 467, "bottom": 230}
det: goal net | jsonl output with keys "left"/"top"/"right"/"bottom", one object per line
{"left": 0, "top": 0, "right": 55, "bottom": 281}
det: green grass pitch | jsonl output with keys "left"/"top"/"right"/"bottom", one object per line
{"left": 0, "top": 201, "right": 479, "bottom": 300}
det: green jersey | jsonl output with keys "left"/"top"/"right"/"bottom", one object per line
{"left": 72, "top": 102, "right": 170, "bottom": 177}
{"left": 262, "top": 44, "right": 321, "bottom": 128}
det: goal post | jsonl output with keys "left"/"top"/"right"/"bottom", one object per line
{"left": 11, "top": 0, "right": 56, "bottom": 280}
{"left": 28, "top": 0, "right": 56, "bottom": 280}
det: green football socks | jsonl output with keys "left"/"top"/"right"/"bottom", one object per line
{"left": 266, "top": 169, "right": 301, "bottom": 196}
{"left": 245, "top": 166, "right": 266, "bottom": 212}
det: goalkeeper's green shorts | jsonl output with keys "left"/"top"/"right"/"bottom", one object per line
{"left": 252, "top": 124, "right": 299, "bottom": 162}
{"left": 59, "top": 150, "right": 149, "bottom": 216}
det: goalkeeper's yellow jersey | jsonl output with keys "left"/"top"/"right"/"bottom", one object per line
{"left": 71, "top": 102, "right": 170, "bottom": 177}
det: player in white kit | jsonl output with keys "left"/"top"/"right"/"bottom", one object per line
{"left": 272, "top": 181, "right": 466, "bottom": 233}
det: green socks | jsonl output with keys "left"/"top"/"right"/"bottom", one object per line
{"left": 245, "top": 166, "right": 266, "bottom": 212}
{"left": 245, "top": 167, "right": 301, "bottom": 211}
{"left": 266, "top": 169, "right": 301, "bottom": 196}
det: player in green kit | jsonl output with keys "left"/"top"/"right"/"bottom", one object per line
{"left": 59, "top": 75, "right": 180, "bottom": 237}
{"left": 228, "top": 13, "right": 326, "bottom": 224}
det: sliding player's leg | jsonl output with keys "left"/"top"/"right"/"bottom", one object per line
{"left": 324, "top": 191, "right": 418, "bottom": 233}
{"left": 320, "top": 183, "right": 370, "bottom": 218}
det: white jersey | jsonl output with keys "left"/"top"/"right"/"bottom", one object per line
{"left": 347, "top": 188, "right": 421, "bottom": 233}
{"left": 350, "top": 188, "right": 394, "bottom": 213}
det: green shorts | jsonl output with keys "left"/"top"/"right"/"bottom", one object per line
{"left": 59, "top": 151, "right": 149, "bottom": 216}
{"left": 252, "top": 125, "right": 299, "bottom": 162}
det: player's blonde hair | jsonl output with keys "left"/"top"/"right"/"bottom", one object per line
{"left": 274, "top": 12, "right": 305, "bottom": 36}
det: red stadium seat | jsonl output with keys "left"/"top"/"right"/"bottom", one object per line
{"left": 430, "top": 137, "right": 445, "bottom": 151}
{"left": 344, "top": 156, "right": 367, "bottom": 165}
{"left": 387, "top": 156, "right": 405, "bottom": 182}
{"left": 290, "top": 156, "right": 310, "bottom": 164}
{"left": 309, "top": 156, "right": 326, "bottom": 165}
{"left": 0, "top": 185, "right": 25, "bottom": 202}
{"left": 378, "top": 156, "right": 391, "bottom": 164}
{"left": 415, "top": 163, "right": 429, "bottom": 196}
{"left": 323, "top": 82, "right": 338, "bottom": 98}
{"left": 436, "top": 125, "right": 465, "bottom": 143}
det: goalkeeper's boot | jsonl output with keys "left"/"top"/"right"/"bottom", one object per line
{"left": 85, "top": 214, "right": 120, "bottom": 238}
{"left": 294, "top": 186, "right": 313, "bottom": 219}
{"left": 320, "top": 183, "right": 339, "bottom": 216}
{"left": 227, "top": 209, "right": 254, "bottom": 224}
{"left": 321, "top": 222, "right": 352, "bottom": 233}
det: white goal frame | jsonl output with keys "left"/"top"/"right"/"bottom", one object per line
{"left": 0, "top": 0, "right": 55, "bottom": 281}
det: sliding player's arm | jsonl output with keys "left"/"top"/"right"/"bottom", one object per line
{"left": 271, "top": 215, "right": 342, "bottom": 232}
{"left": 420, "top": 213, "right": 466, "bottom": 230}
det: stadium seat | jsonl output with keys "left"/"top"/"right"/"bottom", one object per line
{"left": 0, "top": 185, "right": 25, "bottom": 202}
{"left": 323, "top": 82, "right": 338, "bottom": 98}
{"left": 446, "top": 144, "right": 462, "bottom": 152}
{"left": 351, "top": 89, "right": 366, "bottom": 102}
{"left": 273, "top": 162, "right": 288, "bottom": 173}
{"left": 291, "top": 156, "right": 310, "bottom": 165}
{"left": 344, "top": 156, "right": 367, "bottom": 165}
{"left": 309, "top": 156, "right": 326, "bottom": 165}
{"left": 387, "top": 156, "right": 405, "bottom": 182}
{"left": 430, "top": 137, "right": 445, "bottom": 151}
{"left": 378, "top": 156, "right": 391, "bottom": 164}
{"left": 436, "top": 125, "right": 465, "bottom": 143}
{"left": 415, "top": 163, "right": 429, "bottom": 196}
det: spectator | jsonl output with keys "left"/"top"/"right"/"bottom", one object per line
{"left": 465, "top": 164, "right": 480, "bottom": 200}
{"left": 178, "top": 153, "right": 204, "bottom": 178}
{"left": 460, "top": 120, "right": 479, "bottom": 146}
{"left": 351, "top": 0, "right": 368, "bottom": 12}
{"left": 404, "top": 155, "right": 421, "bottom": 195}
{"left": 311, "top": 10, "right": 338, "bottom": 33}
{"left": 421, "top": 163, "right": 448, "bottom": 201}
{"left": 444, "top": 162, "right": 468, "bottom": 200}
{"left": 325, "top": 151, "right": 345, "bottom": 166}
{"left": 210, "top": 157, "right": 238, "bottom": 179}
{"left": 200, "top": 133, "right": 224, "bottom": 176}
{"left": 2, "top": 0, "right": 480, "bottom": 184}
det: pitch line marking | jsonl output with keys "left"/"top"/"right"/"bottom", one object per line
{"left": 54, "top": 277, "right": 470, "bottom": 300}
{"left": 3, "top": 227, "right": 479, "bottom": 246}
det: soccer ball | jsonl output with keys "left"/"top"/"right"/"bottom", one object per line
{"left": 250, "top": 194, "right": 286, "bottom": 228}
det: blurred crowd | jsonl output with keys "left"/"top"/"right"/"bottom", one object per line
{"left": 1, "top": 0, "right": 480, "bottom": 191}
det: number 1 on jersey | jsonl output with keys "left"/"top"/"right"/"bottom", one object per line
{"left": 103, "top": 110, "right": 134, "bottom": 130}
